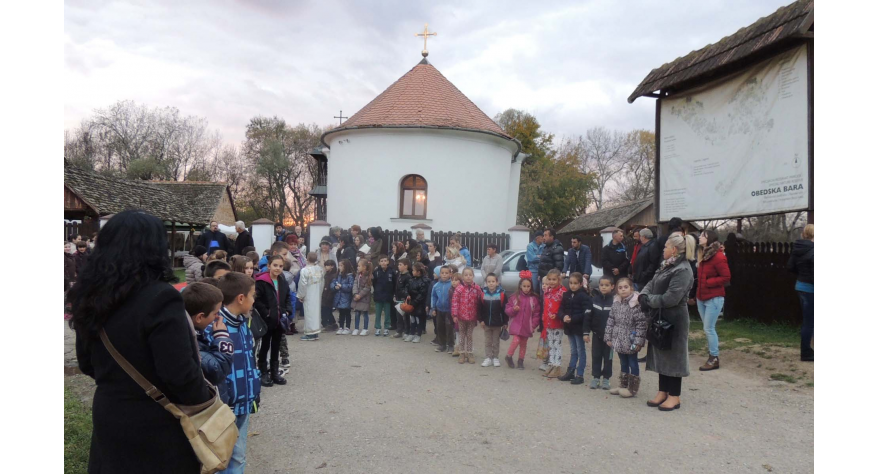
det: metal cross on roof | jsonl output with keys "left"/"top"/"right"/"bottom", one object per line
{"left": 334, "top": 110, "right": 348, "bottom": 126}
{"left": 415, "top": 23, "right": 437, "bottom": 58}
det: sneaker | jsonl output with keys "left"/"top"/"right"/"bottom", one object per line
{"left": 430, "top": 339, "right": 439, "bottom": 346}
{"left": 600, "top": 378, "right": 612, "bottom": 390}
{"left": 493, "top": 358, "right": 501, "bottom": 367}
{"left": 360, "top": 329, "right": 369, "bottom": 336}
{"left": 393, "top": 332, "right": 403, "bottom": 339}
{"left": 351, "top": 329, "right": 359, "bottom": 336}
{"left": 336, "top": 328, "right": 344, "bottom": 335}
{"left": 341, "top": 328, "right": 351, "bottom": 335}
{"left": 538, "top": 362, "right": 549, "bottom": 372}
{"left": 589, "top": 378, "right": 600, "bottom": 389}
{"left": 375, "top": 329, "right": 382, "bottom": 336}
{"left": 278, "top": 367, "right": 290, "bottom": 377}
{"left": 383, "top": 330, "right": 390, "bottom": 337}
{"left": 281, "top": 358, "right": 290, "bottom": 368}
{"left": 481, "top": 358, "right": 493, "bottom": 367}
{"left": 447, "top": 346, "right": 454, "bottom": 354}
{"left": 435, "top": 345, "right": 447, "bottom": 352}
{"left": 404, "top": 335, "right": 413, "bottom": 342}
{"left": 300, "top": 335, "right": 313, "bottom": 341}
{"left": 412, "top": 336, "right": 421, "bottom": 343}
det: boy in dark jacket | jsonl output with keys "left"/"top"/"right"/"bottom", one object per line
{"left": 321, "top": 260, "right": 339, "bottom": 331}
{"left": 478, "top": 273, "right": 507, "bottom": 367}
{"left": 560, "top": 272, "right": 591, "bottom": 384}
{"left": 405, "top": 262, "right": 431, "bottom": 343}
{"left": 183, "top": 282, "right": 234, "bottom": 403}
{"left": 372, "top": 255, "right": 396, "bottom": 336}
{"left": 584, "top": 275, "right": 615, "bottom": 389}
{"left": 393, "top": 258, "right": 412, "bottom": 338}
{"left": 601, "top": 229, "right": 630, "bottom": 282}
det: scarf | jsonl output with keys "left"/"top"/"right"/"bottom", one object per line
{"left": 659, "top": 254, "right": 683, "bottom": 272}
{"left": 701, "top": 241, "right": 721, "bottom": 262}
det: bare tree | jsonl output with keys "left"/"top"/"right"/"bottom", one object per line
{"left": 576, "top": 127, "right": 631, "bottom": 210}
{"left": 611, "top": 130, "right": 655, "bottom": 203}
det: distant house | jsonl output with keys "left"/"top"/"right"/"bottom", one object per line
{"left": 64, "top": 166, "right": 237, "bottom": 242}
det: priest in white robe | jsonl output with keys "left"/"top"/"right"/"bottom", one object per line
{"left": 297, "top": 252, "right": 324, "bottom": 341}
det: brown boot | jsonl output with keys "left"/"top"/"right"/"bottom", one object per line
{"left": 610, "top": 372, "right": 628, "bottom": 395}
{"left": 699, "top": 355, "right": 720, "bottom": 371}
{"left": 619, "top": 374, "right": 634, "bottom": 398}
{"left": 467, "top": 353, "right": 476, "bottom": 364}
{"left": 547, "top": 366, "right": 561, "bottom": 378}
{"left": 458, "top": 353, "right": 466, "bottom": 364}
{"left": 629, "top": 375, "right": 641, "bottom": 397}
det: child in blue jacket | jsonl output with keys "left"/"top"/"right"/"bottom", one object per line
{"left": 182, "top": 282, "right": 234, "bottom": 403}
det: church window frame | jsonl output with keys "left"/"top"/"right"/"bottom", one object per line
{"left": 399, "top": 174, "right": 428, "bottom": 219}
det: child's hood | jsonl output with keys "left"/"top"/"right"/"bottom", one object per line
{"left": 614, "top": 291, "right": 640, "bottom": 308}
{"left": 255, "top": 272, "right": 274, "bottom": 284}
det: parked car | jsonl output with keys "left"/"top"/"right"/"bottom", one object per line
{"left": 471, "top": 249, "right": 601, "bottom": 293}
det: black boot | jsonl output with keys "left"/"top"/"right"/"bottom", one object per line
{"left": 559, "top": 367, "right": 576, "bottom": 381}
{"left": 270, "top": 360, "right": 287, "bottom": 385}
{"left": 260, "top": 370, "right": 273, "bottom": 387}
{"left": 570, "top": 376, "right": 585, "bottom": 385}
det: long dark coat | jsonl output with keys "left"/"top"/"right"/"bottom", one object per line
{"left": 76, "top": 281, "right": 212, "bottom": 473}
{"left": 643, "top": 256, "right": 694, "bottom": 378}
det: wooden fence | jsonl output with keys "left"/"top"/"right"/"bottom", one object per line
{"left": 724, "top": 241, "right": 800, "bottom": 326}
{"left": 64, "top": 221, "right": 99, "bottom": 241}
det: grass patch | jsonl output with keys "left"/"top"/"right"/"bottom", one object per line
{"left": 173, "top": 268, "right": 186, "bottom": 283}
{"left": 805, "top": 382, "right": 814, "bottom": 387}
{"left": 770, "top": 373, "right": 797, "bottom": 384}
{"left": 689, "top": 318, "right": 799, "bottom": 354}
{"left": 65, "top": 387, "right": 92, "bottom": 473}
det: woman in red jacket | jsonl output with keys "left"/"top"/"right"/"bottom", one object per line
{"left": 696, "top": 230, "right": 731, "bottom": 371}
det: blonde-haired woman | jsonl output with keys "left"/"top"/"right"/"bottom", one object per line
{"left": 788, "top": 224, "right": 814, "bottom": 362}
{"left": 445, "top": 246, "right": 467, "bottom": 273}
{"left": 639, "top": 233, "right": 693, "bottom": 412}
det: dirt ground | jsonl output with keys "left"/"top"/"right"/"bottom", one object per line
{"left": 64, "top": 321, "right": 813, "bottom": 473}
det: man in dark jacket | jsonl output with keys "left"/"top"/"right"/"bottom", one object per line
{"left": 787, "top": 224, "right": 814, "bottom": 362}
{"left": 538, "top": 229, "right": 565, "bottom": 279}
{"left": 601, "top": 229, "right": 630, "bottom": 282}
{"left": 632, "top": 228, "right": 659, "bottom": 290}
{"left": 564, "top": 235, "right": 592, "bottom": 278}
{"left": 275, "top": 223, "right": 290, "bottom": 242}
{"left": 197, "top": 221, "right": 232, "bottom": 254}
{"left": 232, "top": 221, "right": 254, "bottom": 256}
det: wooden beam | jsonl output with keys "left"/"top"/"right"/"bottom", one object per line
{"left": 654, "top": 97, "right": 661, "bottom": 223}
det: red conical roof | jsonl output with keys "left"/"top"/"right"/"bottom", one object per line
{"left": 329, "top": 58, "right": 511, "bottom": 140}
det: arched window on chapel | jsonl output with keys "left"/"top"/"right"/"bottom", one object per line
{"left": 399, "top": 174, "right": 427, "bottom": 219}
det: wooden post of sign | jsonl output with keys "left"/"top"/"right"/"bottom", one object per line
{"left": 654, "top": 96, "right": 662, "bottom": 224}
{"left": 806, "top": 37, "right": 814, "bottom": 225}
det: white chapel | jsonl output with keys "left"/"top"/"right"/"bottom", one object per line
{"left": 308, "top": 43, "right": 528, "bottom": 241}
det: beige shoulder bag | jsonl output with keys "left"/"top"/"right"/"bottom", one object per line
{"left": 99, "top": 330, "right": 239, "bottom": 474}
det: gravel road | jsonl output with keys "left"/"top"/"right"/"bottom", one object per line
{"left": 246, "top": 323, "right": 813, "bottom": 473}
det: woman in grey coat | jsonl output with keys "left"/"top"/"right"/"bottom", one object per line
{"left": 639, "top": 233, "right": 693, "bottom": 412}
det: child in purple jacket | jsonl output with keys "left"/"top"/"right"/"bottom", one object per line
{"left": 503, "top": 278, "right": 542, "bottom": 369}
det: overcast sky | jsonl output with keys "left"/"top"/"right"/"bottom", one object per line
{"left": 65, "top": 0, "right": 793, "bottom": 145}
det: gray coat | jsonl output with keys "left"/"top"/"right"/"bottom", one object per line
{"left": 643, "top": 256, "right": 693, "bottom": 378}
{"left": 481, "top": 253, "right": 503, "bottom": 284}
{"left": 351, "top": 273, "right": 372, "bottom": 312}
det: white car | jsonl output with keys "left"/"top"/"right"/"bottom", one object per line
{"left": 471, "top": 249, "right": 602, "bottom": 294}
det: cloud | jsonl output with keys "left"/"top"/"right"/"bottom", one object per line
{"left": 64, "top": 0, "right": 794, "bottom": 145}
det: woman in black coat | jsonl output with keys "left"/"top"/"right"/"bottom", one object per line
{"left": 336, "top": 234, "right": 357, "bottom": 269}
{"left": 70, "top": 211, "right": 212, "bottom": 474}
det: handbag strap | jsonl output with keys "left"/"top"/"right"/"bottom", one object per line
{"left": 99, "top": 329, "right": 172, "bottom": 409}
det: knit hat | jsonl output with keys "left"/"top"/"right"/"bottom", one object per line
{"left": 191, "top": 245, "right": 208, "bottom": 258}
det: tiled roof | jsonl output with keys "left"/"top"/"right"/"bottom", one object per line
{"left": 628, "top": 0, "right": 812, "bottom": 103}
{"left": 558, "top": 198, "right": 654, "bottom": 234}
{"left": 64, "top": 166, "right": 229, "bottom": 225}
{"left": 326, "top": 58, "right": 512, "bottom": 140}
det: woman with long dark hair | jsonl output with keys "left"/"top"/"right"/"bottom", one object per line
{"left": 695, "top": 229, "right": 731, "bottom": 371}
{"left": 335, "top": 234, "right": 356, "bottom": 269}
{"left": 69, "top": 211, "right": 212, "bottom": 473}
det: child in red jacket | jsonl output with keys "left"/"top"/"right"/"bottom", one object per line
{"left": 542, "top": 269, "right": 567, "bottom": 378}
{"left": 451, "top": 268, "right": 482, "bottom": 364}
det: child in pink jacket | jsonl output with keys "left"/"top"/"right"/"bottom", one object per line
{"left": 504, "top": 278, "right": 542, "bottom": 369}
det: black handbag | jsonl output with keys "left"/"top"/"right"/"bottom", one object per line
{"left": 249, "top": 310, "right": 268, "bottom": 339}
{"left": 646, "top": 307, "right": 674, "bottom": 350}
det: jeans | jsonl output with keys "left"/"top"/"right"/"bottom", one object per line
{"left": 697, "top": 296, "right": 724, "bottom": 357}
{"left": 219, "top": 412, "right": 250, "bottom": 474}
{"left": 567, "top": 334, "right": 587, "bottom": 376}
{"left": 618, "top": 352, "right": 639, "bottom": 376}
{"left": 374, "top": 302, "right": 392, "bottom": 329}
{"left": 321, "top": 305, "right": 336, "bottom": 328}
{"left": 355, "top": 310, "right": 369, "bottom": 330}
{"left": 590, "top": 334, "right": 612, "bottom": 379}
{"left": 798, "top": 291, "right": 814, "bottom": 359}
{"left": 530, "top": 270, "right": 541, "bottom": 298}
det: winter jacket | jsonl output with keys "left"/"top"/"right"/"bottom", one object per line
{"left": 585, "top": 290, "right": 613, "bottom": 336}
{"left": 445, "top": 256, "right": 466, "bottom": 274}
{"left": 451, "top": 282, "right": 482, "bottom": 322}
{"left": 561, "top": 287, "right": 592, "bottom": 337}
{"left": 254, "top": 272, "right": 293, "bottom": 330}
{"left": 431, "top": 279, "right": 453, "bottom": 313}
{"left": 538, "top": 240, "right": 565, "bottom": 277}
{"left": 406, "top": 275, "right": 431, "bottom": 317}
{"left": 542, "top": 284, "right": 567, "bottom": 331}
{"left": 563, "top": 245, "right": 592, "bottom": 276}
{"left": 787, "top": 239, "right": 814, "bottom": 285}
{"left": 183, "top": 254, "right": 204, "bottom": 284}
{"left": 633, "top": 239, "right": 660, "bottom": 286}
{"left": 317, "top": 250, "right": 337, "bottom": 268}
{"left": 206, "top": 307, "right": 260, "bottom": 415}
{"left": 351, "top": 273, "right": 372, "bottom": 312}
{"left": 336, "top": 246, "right": 356, "bottom": 269}
{"left": 372, "top": 266, "right": 397, "bottom": 303}
{"left": 481, "top": 253, "right": 503, "bottom": 284}
{"left": 64, "top": 253, "right": 76, "bottom": 290}
{"left": 505, "top": 292, "right": 541, "bottom": 338}
{"left": 642, "top": 255, "right": 693, "bottom": 378}
{"left": 425, "top": 252, "right": 443, "bottom": 277}
{"left": 630, "top": 241, "right": 642, "bottom": 272}
{"left": 331, "top": 273, "right": 354, "bottom": 309}
{"left": 601, "top": 242, "right": 631, "bottom": 281}
{"left": 74, "top": 250, "right": 89, "bottom": 277}
{"left": 196, "top": 328, "right": 233, "bottom": 405}
{"left": 367, "top": 239, "right": 383, "bottom": 270}
{"left": 460, "top": 246, "right": 472, "bottom": 266}
{"left": 394, "top": 272, "right": 413, "bottom": 302}
{"left": 197, "top": 229, "right": 231, "bottom": 253}
{"left": 478, "top": 286, "right": 507, "bottom": 327}
{"left": 526, "top": 241, "right": 545, "bottom": 272}
{"left": 603, "top": 292, "right": 647, "bottom": 354}
{"left": 321, "top": 268, "right": 338, "bottom": 308}
{"left": 696, "top": 248, "right": 731, "bottom": 301}
{"left": 232, "top": 230, "right": 254, "bottom": 256}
